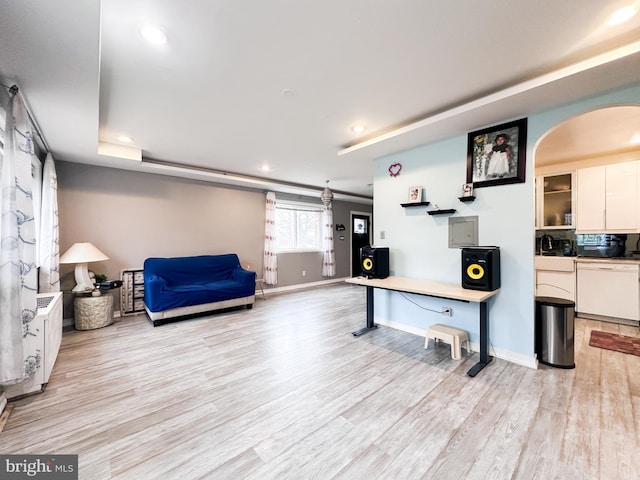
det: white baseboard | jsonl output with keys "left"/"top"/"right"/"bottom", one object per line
{"left": 65, "top": 280, "right": 345, "bottom": 325}
{"left": 374, "top": 316, "right": 538, "bottom": 370}
{"left": 487, "top": 345, "right": 538, "bottom": 369}
{"left": 374, "top": 317, "right": 426, "bottom": 337}
{"left": 263, "top": 277, "right": 348, "bottom": 295}
{"left": 61, "top": 281, "right": 347, "bottom": 326}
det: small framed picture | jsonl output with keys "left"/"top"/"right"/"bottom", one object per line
{"left": 462, "top": 183, "right": 474, "bottom": 197}
{"left": 408, "top": 186, "right": 422, "bottom": 203}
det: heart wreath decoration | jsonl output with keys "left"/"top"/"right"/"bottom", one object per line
{"left": 388, "top": 163, "right": 402, "bottom": 177}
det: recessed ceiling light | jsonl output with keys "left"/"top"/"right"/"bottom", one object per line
{"left": 351, "top": 124, "right": 366, "bottom": 133}
{"left": 117, "top": 135, "right": 134, "bottom": 143}
{"left": 260, "top": 165, "right": 271, "bottom": 172}
{"left": 608, "top": 4, "right": 638, "bottom": 25}
{"left": 630, "top": 134, "right": 640, "bottom": 145}
{"left": 139, "top": 24, "right": 168, "bottom": 45}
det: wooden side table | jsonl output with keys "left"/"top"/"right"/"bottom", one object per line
{"left": 74, "top": 293, "right": 114, "bottom": 330}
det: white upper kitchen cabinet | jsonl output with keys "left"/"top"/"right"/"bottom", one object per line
{"left": 536, "top": 172, "right": 575, "bottom": 229}
{"left": 607, "top": 161, "right": 638, "bottom": 230}
{"left": 576, "top": 166, "right": 605, "bottom": 231}
{"left": 576, "top": 160, "right": 638, "bottom": 232}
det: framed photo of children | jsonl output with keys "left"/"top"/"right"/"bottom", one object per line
{"left": 408, "top": 186, "right": 422, "bottom": 203}
{"left": 466, "top": 117, "right": 528, "bottom": 188}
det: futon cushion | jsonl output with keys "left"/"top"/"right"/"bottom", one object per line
{"left": 143, "top": 254, "right": 255, "bottom": 312}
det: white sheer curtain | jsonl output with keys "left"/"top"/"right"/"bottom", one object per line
{"left": 263, "top": 191, "right": 277, "bottom": 285}
{"left": 321, "top": 184, "right": 336, "bottom": 277}
{"left": 0, "top": 90, "right": 38, "bottom": 386}
{"left": 38, "top": 153, "right": 60, "bottom": 292}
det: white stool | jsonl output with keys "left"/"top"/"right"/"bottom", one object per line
{"left": 425, "top": 324, "right": 471, "bottom": 360}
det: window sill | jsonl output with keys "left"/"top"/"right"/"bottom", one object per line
{"left": 276, "top": 249, "right": 323, "bottom": 254}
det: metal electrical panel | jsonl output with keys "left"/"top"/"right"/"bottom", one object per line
{"left": 449, "top": 216, "right": 479, "bottom": 248}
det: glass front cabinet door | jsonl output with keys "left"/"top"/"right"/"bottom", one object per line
{"left": 536, "top": 172, "right": 575, "bottom": 229}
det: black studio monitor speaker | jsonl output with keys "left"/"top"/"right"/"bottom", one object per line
{"left": 360, "top": 246, "right": 389, "bottom": 279}
{"left": 461, "top": 246, "right": 500, "bottom": 291}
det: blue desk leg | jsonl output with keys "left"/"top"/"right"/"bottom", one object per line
{"left": 352, "top": 285, "right": 379, "bottom": 336}
{"left": 467, "top": 300, "right": 491, "bottom": 377}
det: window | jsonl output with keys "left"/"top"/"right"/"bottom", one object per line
{"left": 275, "top": 201, "right": 323, "bottom": 252}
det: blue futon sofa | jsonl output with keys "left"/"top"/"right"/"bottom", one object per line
{"left": 143, "top": 254, "right": 256, "bottom": 326}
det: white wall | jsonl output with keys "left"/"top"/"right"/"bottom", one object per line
{"left": 371, "top": 81, "right": 640, "bottom": 368}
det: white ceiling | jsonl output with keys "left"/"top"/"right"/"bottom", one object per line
{"left": 1, "top": 1, "right": 640, "bottom": 203}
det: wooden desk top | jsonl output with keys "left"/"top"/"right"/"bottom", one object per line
{"left": 345, "top": 276, "right": 499, "bottom": 303}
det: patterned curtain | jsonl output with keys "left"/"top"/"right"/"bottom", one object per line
{"left": 0, "top": 90, "right": 38, "bottom": 386}
{"left": 38, "top": 153, "right": 60, "bottom": 292}
{"left": 321, "top": 185, "right": 336, "bottom": 277}
{"left": 263, "top": 191, "right": 277, "bottom": 285}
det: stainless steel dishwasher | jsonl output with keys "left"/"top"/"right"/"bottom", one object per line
{"left": 576, "top": 260, "right": 640, "bottom": 325}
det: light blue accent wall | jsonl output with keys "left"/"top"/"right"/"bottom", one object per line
{"left": 372, "top": 82, "right": 640, "bottom": 361}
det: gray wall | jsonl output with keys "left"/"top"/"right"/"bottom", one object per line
{"left": 57, "top": 161, "right": 371, "bottom": 315}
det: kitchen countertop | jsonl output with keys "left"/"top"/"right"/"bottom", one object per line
{"left": 535, "top": 255, "right": 640, "bottom": 267}
{"left": 574, "top": 256, "right": 640, "bottom": 265}
{"left": 535, "top": 255, "right": 576, "bottom": 271}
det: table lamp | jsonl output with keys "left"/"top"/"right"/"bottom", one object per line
{"left": 59, "top": 242, "right": 109, "bottom": 292}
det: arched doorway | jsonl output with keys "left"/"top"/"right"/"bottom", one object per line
{"left": 533, "top": 104, "right": 640, "bottom": 311}
{"left": 534, "top": 104, "right": 640, "bottom": 243}
{"left": 535, "top": 105, "right": 640, "bottom": 168}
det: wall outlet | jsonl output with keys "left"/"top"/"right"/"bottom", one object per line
{"left": 302, "top": 270, "right": 306, "bottom": 277}
{"left": 442, "top": 307, "right": 452, "bottom": 316}
{"left": 380, "top": 230, "right": 386, "bottom": 240}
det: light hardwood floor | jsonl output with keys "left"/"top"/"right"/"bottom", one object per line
{"left": 1, "top": 284, "right": 639, "bottom": 479}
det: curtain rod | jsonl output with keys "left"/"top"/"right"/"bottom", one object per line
{"left": 1, "top": 82, "right": 50, "bottom": 155}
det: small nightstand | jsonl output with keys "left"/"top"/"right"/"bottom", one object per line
{"left": 74, "top": 293, "right": 114, "bottom": 330}
{"left": 242, "top": 262, "right": 265, "bottom": 299}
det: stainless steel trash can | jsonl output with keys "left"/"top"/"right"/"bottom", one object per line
{"left": 535, "top": 296, "right": 575, "bottom": 369}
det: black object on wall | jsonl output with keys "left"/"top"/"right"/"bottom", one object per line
{"left": 360, "top": 246, "right": 390, "bottom": 279}
{"left": 461, "top": 246, "right": 500, "bottom": 291}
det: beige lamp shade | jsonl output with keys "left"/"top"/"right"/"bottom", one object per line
{"left": 60, "top": 242, "right": 109, "bottom": 292}
{"left": 60, "top": 242, "right": 109, "bottom": 264}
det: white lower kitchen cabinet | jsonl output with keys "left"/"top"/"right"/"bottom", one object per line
{"left": 576, "top": 260, "right": 640, "bottom": 325}
{"left": 535, "top": 256, "right": 575, "bottom": 302}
